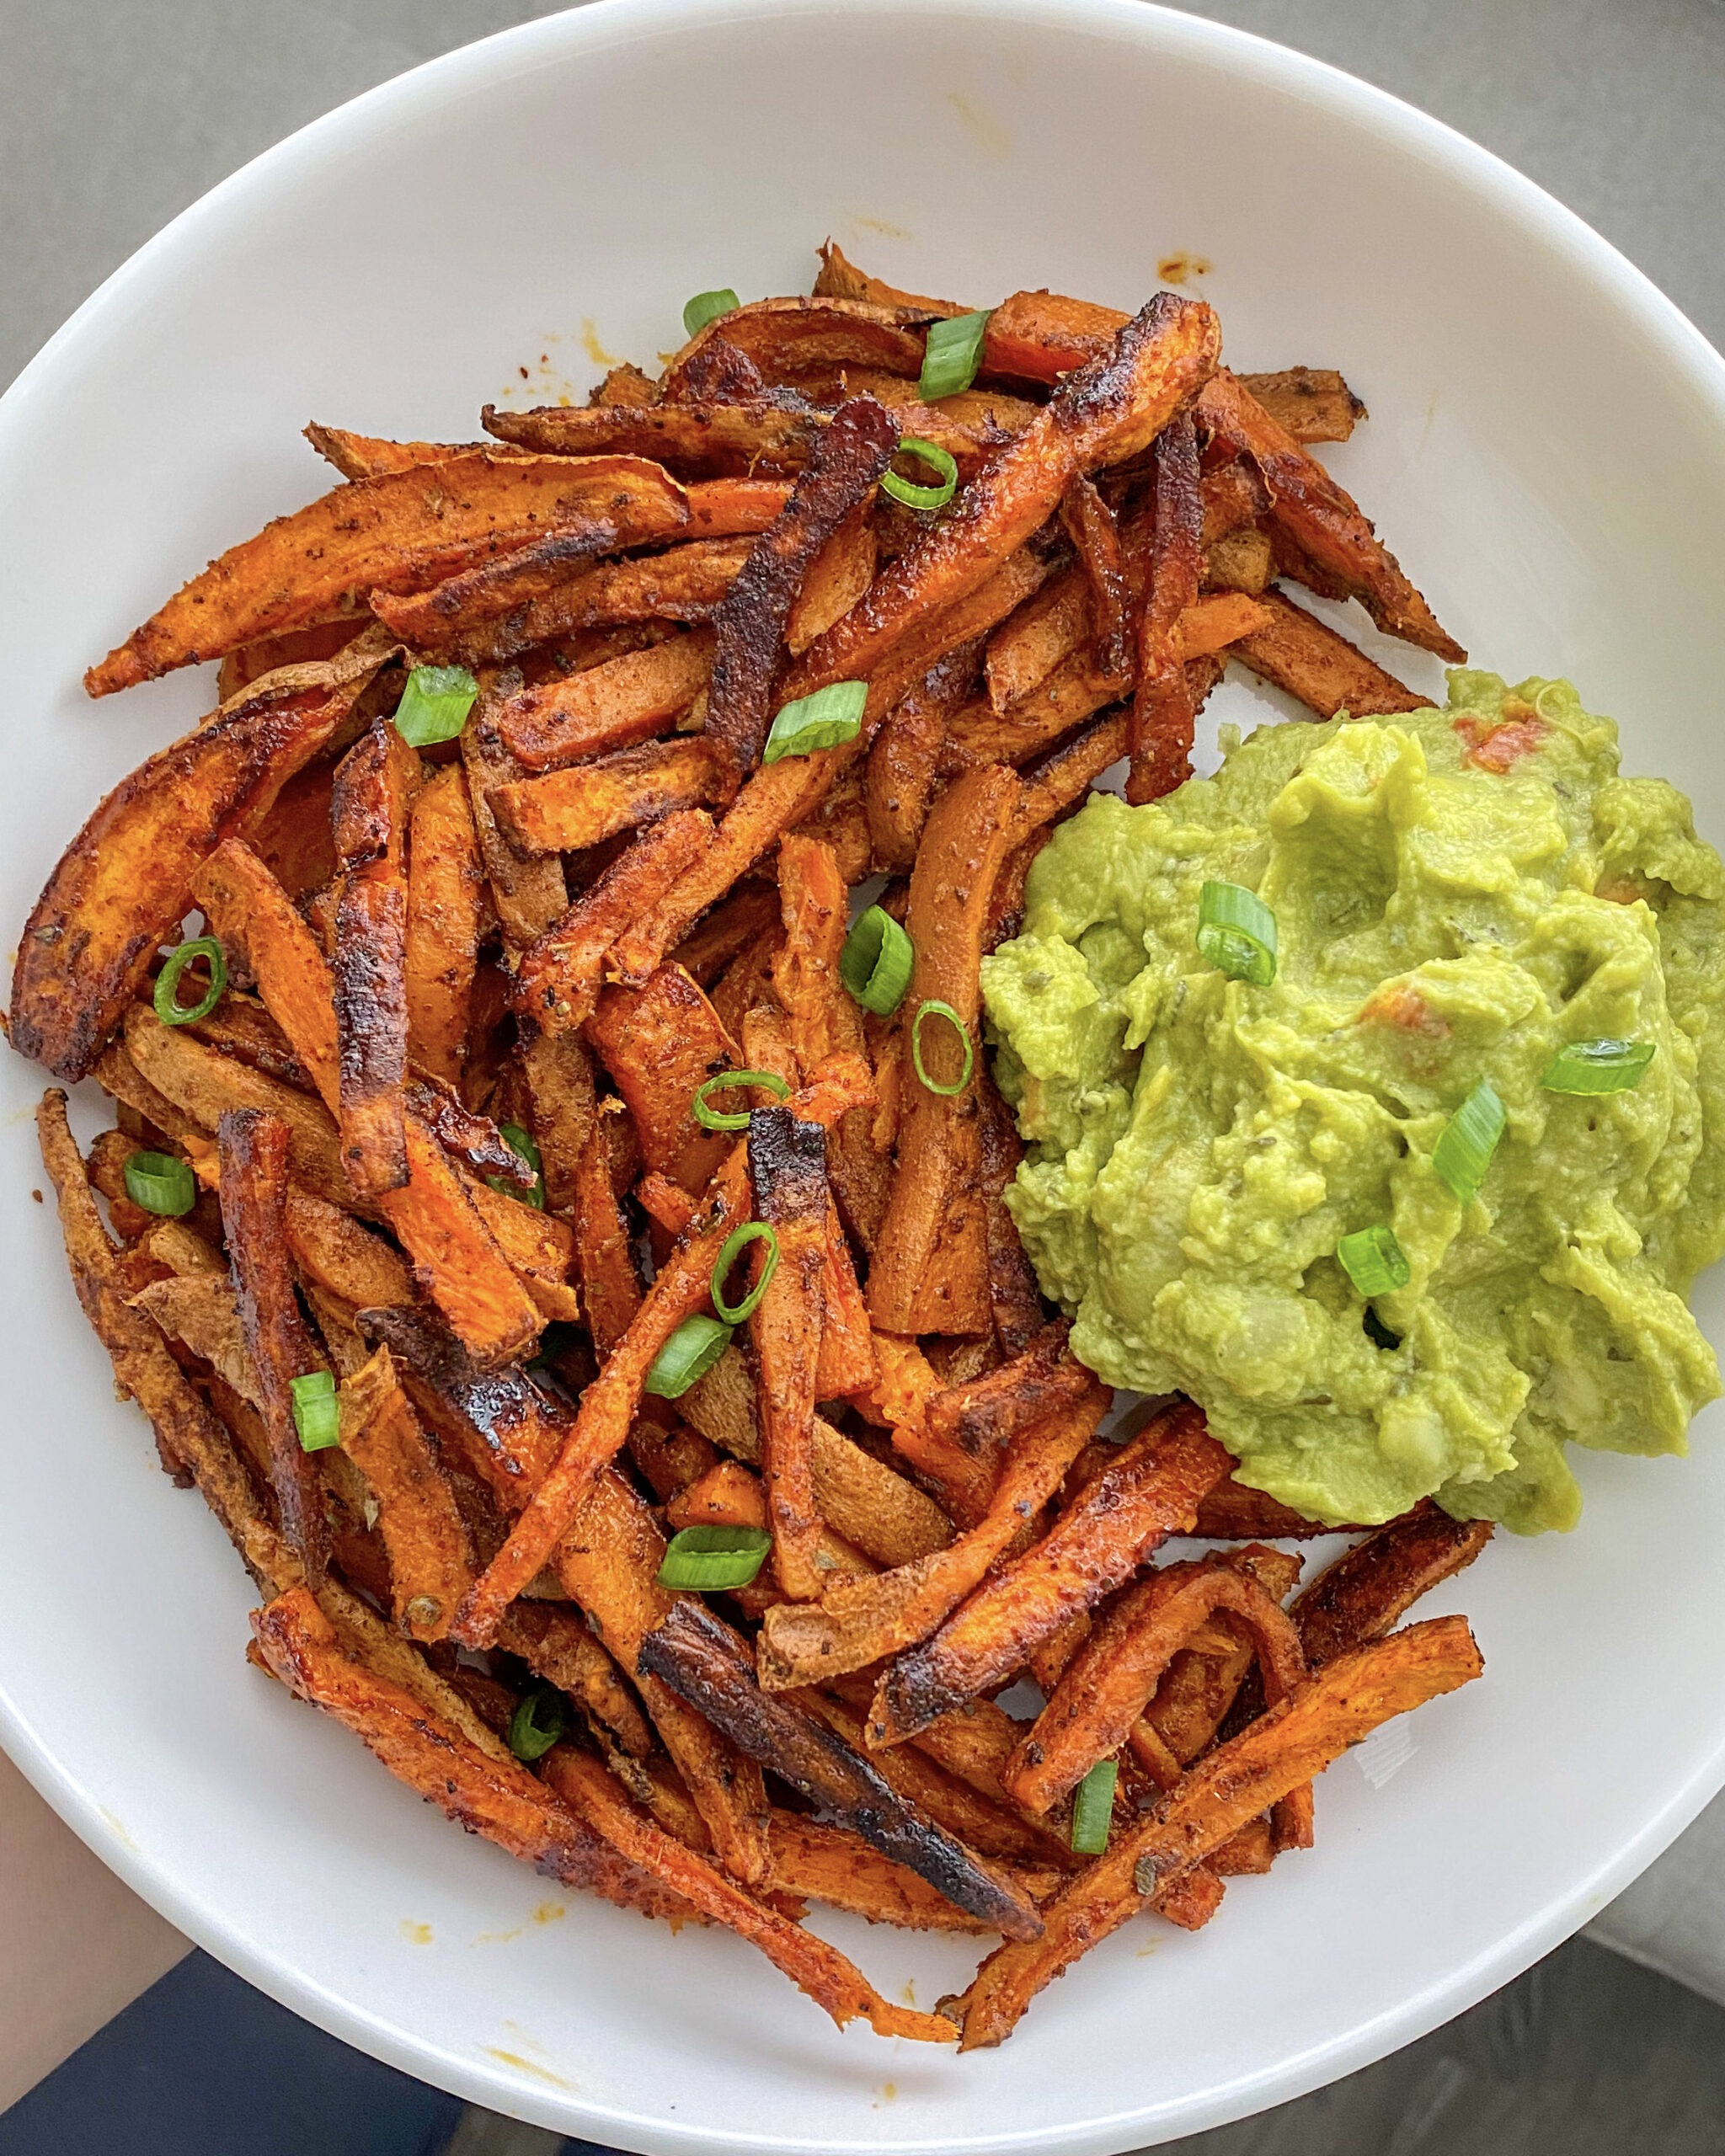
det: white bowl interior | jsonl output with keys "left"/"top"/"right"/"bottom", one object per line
{"left": 3, "top": 2, "right": 1725, "bottom": 2148}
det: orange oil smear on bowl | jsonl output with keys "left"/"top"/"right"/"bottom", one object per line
{"left": 399, "top": 1920, "right": 434, "bottom": 1945}
{"left": 1158, "top": 252, "right": 1213, "bottom": 285}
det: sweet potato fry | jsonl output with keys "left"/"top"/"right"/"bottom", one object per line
{"left": 1061, "top": 473, "right": 1130, "bottom": 683}
{"left": 746, "top": 1108, "right": 830, "bottom": 1600}
{"left": 853, "top": 1334, "right": 996, "bottom": 1524}
{"left": 705, "top": 397, "right": 898, "bottom": 787}
{"left": 862, "top": 651, "right": 973, "bottom": 873}
{"left": 766, "top": 1814, "right": 999, "bottom": 1932}
{"left": 460, "top": 678, "right": 568, "bottom": 946}
{"left": 785, "top": 299, "right": 1216, "bottom": 726}
{"left": 1005, "top": 1556, "right": 1309, "bottom": 1817}
{"left": 812, "top": 241, "right": 966, "bottom": 315}
{"left": 638, "top": 1598, "right": 1043, "bottom": 1938}
{"left": 587, "top": 963, "right": 734, "bottom": 1193}
{"left": 1188, "top": 1480, "right": 1351, "bottom": 1540}
{"left": 337, "top": 1343, "right": 474, "bottom": 1641}
{"left": 1229, "top": 587, "right": 1433, "bottom": 719}
{"left": 1239, "top": 366, "right": 1365, "bottom": 444}
{"left": 251, "top": 1588, "right": 691, "bottom": 1923}
{"left": 283, "top": 1187, "right": 413, "bottom": 1312}
{"left": 131, "top": 1268, "right": 257, "bottom": 1400}
{"left": 88, "top": 456, "right": 689, "bottom": 696}
{"left": 218, "top": 622, "right": 371, "bottom": 704}
{"left": 486, "top": 738, "right": 722, "bottom": 856}
{"left": 484, "top": 398, "right": 822, "bottom": 477}
{"left": 13, "top": 636, "right": 393, "bottom": 1082}
{"left": 868, "top": 764, "right": 1021, "bottom": 1336}
{"left": 924, "top": 1325, "right": 1095, "bottom": 1460}
{"left": 460, "top": 1060, "right": 871, "bottom": 1638}
{"left": 37, "top": 1091, "right": 296, "bottom": 1590}
{"left": 682, "top": 478, "right": 794, "bottom": 537}
{"left": 661, "top": 299, "right": 930, "bottom": 401}
{"left": 455, "top": 1147, "right": 754, "bottom": 1644}
{"left": 495, "top": 632, "right": 713, "bottom": 771}
{"left": 871, "top": 1404, "right": 1231, "bottom": 1743}
{"left": 539, "top": 1747, "right": 952, "bottom": 2040}
{"left": 758, "top": 1382, "right": 1104, "bottom": 1689}
{"left": 1292, "top": 1508, "right": 1493, "bottom": 1665}
{"left": 981, "top": 289, "right": 1130, "bottom": 384}
{"left": 1142, "top": 1545, "right": 1304, "bottom": 1766}
{"left": 331, "top": 720, "right": 419, "bottom": 1195}
{"left": 985, "top": 568, "right": 1089, "bottom": 715}
{"left": 1198, "top": 371, "right": 1462, "bottom": 659}
{"left": 787, "top": 513, "right": 877, "bottom": 658}
{"left": 494, "top": 1603, "right": 653, "bottom": 1758}
{"left": 403, "top": 765, "right": 485, "bottom": 1087}
{"left": 956, "top": 1616, "right": 1484, "bottom": 2047}
{"left": 681, "top": 1343, "right": 953, "bottom": 1567}
{"left": 218, "top": 1109, "right": 331, "bottom": 1585}
{"left": 1129, "top": 412, "right": 1203, "bottom": 803}
{"left": 512, "top": 808, "right": 712, "bottom": 1038}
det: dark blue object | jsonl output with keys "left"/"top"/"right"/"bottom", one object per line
{"left": 0, "top": 1951, "right": 466, "bottom": 2156}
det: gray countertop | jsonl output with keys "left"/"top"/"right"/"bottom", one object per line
{"left": 3, "top": 0, "right": 1724, "bottom": 2078}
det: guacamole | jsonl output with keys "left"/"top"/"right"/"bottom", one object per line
{"left": 981, "top": 674, "right": 1725, "bottom": 1532}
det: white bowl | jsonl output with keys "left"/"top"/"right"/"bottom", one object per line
{"left": 3, "top": 0, "right": 1725, "bottom": 2147}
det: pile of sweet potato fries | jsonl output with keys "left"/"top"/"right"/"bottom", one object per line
{"left": 11, "top": 245, "right": 1487, "bottom": 2048}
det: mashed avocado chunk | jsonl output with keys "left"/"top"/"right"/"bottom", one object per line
{"left": 980, "top": 674, "right": 1725, "bottom": 1532}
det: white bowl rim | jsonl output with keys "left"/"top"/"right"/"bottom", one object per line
{"left": 5, "top": 0, "right": 1725, "bottom": 2144}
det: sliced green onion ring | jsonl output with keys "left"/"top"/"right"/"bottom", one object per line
{"left": 693, "top": 1069, "right": 791, "bottom": 1132}
{"left": 1336, "top": 1224, "right": 1412, "bottom": 1299}
{"left": 290, "top": 1369, "right": 339, "bottom": 1453}
{"left": 1541, "top": 1038, "right": 1656, "bottom": 1095}
{"left": 644, "top": 1314, "right": 734, "bottom": 1399}
{"left": 393, "top": 664, "right": 479, "bottom": 748}
{"left": 762, "top": 680, "right": 868, "bottom": 765}
{"left": 508, "top": 1685, "right": 568, "bottom": 1763}
{"left": 911, "top": 1000, "right": 974, "bottom": 1097}
{"left": 918, "top": 310, "right": 991, "bottom": 401}
{"left": 839, "top": 906, "right": 915, "bottom": 1017}
{"left": 1070, "top": 1760, "right": 1118, "bottom": 1856}
{"left": 1197, "top": 880, "right": 1278, "bottom": 987}
{"left": 483, "top": 1121, "right": 545, "bottom": 1209}
{"left": 153, "top": 936, "right": 227, "bottom": 1027}
{"left": 123, "top": 1150, "right": 198, "bottom": 1218}
{"left": 880, "top": 435, "right": 959, "bottom": 511}
{"left": 710, "top": 1221, "right": 780, "bottom": 1325}
{"left": 657, "top": 1525, "right": 772, "bottom": 1593}
{"left": 683, "top": 288, "right": 740, "bottom": 338}
{"left": 1431, "top": 1080, "right": 1506, "bottom": 1206}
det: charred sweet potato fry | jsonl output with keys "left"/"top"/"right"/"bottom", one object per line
{"left": 812, "top": 241, "right": 967, "bottom": 315}
{"left": 924, "top": 1325, "right": 1095, "bottom": 1460}
{"left": 494, "top": 1603, "right": 653, "bottom": 1758}
{"left": 1292, "top": 1508, "right": 1493, "bottom": 1665}
{"left": 331, "top": 720, "right": 419, "bottom": 1196}
{"left": 1129, "top": 412, "right": 1203, "bottom": 803}
{"left": 88, "top": 456, "right": 688, "bottom": 696}
{"left": 758, "top": 1382, "right": 1104, "bottom": 1689}
{"left": 957, "top": 1617, "right": 1484, "bottom": 2047}
{"left": 512, "top": 809, "right": 712, "bottom": 1038}
{"left": 638, "top": 1598, "right": 1043, "bottom": 1938}
{"left": 403, "top": 765, "right": 485, "bottom": 1088}
{"left": 747, "top": 1108, "right": 830, "bottom": 1601}
{"left": 1061, "top": 474, "right": 1130, "bottom": 683}
{"left": 495, "top": 632, "right": 713, "bottom": 771}
{"left": 337, "top": 1342, "right": 473, "bottom": 1640}
{"left": 1230, "top": 587, "right": 1434, "bottom": 719}
{"left": 862, "top": 646, "right": 975, "bottom": 873}
{"left": 218, "top": 1109, "right": 332, "bottom": 1585}
{"left": 767, "top": 1814, "right": 1001, "bottom": 1932}
{"left": 868, "top": 765, "right": 1022, "bottom": 1336}
{"left": 1142, "top": 1545, "right": 1304, "bottom": 1767}
{"left": 13, "top": 637, "right": 393, "bottom": 1082}
{"left": 484, "top": 398, "right": 823, "bottom": 477}
{"left": 872, "top": 1405, "right": 1231, "bottom": 1743}
{"left": 705, "top": 397, "right": 899, "bottom": 787}
{"left": 1199, "top": 371, "right": 1462, "bottom": 659}
{"left": 1188, "top": 1480, "right": 1354, "bottom": 1540}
